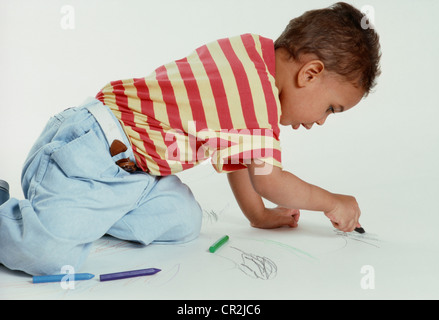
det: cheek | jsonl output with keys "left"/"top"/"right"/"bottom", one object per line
{"left": 292, "top": 101, "right": 318, "bottom": 122}
{"left": 279, "top": 86, "right": 325, "bottom": 123}
{"left": 280, "top": 95, "right": 303, "bottom": 122}
{"left": 300, "top": 93, "right": 328, "bottom": 121}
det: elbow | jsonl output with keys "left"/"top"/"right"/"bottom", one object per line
{"left": 251, "top": 175, "right": 270, "bottom": 197}
{"left": 249, "top": 167, "right": 279, "bottom": 199}
{"left": 247, "top": 161, "right": 281, "bottom": 200}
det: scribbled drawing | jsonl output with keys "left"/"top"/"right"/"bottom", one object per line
{"left": 214, "top": 235, "right": 318, "bottom": 280}
{"left": 90, "top": 236, "right": 144, "bottom": 256}
{"left": 230, "top": 247, "right": 277, "bottom": 280}
{"left": 333, "top": 229, "right": 380, "bottom": 248}
{"left": 203, "top": 209, "right": 219, "bottom": 223}
{"left": 202, "top": 203, "right": 230, "bottom": 224}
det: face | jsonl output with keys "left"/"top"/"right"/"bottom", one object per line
{"left": 275, "top": 49, "right": 365, "bottom": 130}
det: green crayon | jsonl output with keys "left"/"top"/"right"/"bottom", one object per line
{"left": 209, "top": 235, "right": 229, "bottom": 253}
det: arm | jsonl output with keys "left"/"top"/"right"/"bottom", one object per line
{"left": 227, "top": 168, "right": 265, "bottom": 220}
{"left": 227, "top": 168, "right": 299, "bottom": 229}
{"left": 244, "top": 160, "right": 361, "bottom": 232}
{"left": 247, "top": 161, "right": 334, "bottom": 212}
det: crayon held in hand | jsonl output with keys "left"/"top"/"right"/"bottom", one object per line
{"left": 355, "top": 227, "right": 365, "bottom": 234}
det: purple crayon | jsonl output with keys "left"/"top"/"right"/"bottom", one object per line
{"left": 100, "top": 268, "right": 161, "bottom": 282}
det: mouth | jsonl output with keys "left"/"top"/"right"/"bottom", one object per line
{"left": 292, "top": 123, "right": 313, "bottom": 130}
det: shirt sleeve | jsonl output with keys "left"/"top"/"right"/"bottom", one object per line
{"left": 209, "top": 128, "right": 282, "bottom": 173}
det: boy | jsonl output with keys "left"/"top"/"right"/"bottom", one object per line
{"left": 0, "top": 2, "right": 380, "bottom": 275}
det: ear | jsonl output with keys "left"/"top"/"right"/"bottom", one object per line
{"left": 297, "top": 60, "right": 325, "bottom": 87}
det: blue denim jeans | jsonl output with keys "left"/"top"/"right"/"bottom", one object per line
{"left": 0, "top": 181, "right": 9, "bottom": 205}
{"left": 0, "top": 99, "right": 202, "bottom": 276}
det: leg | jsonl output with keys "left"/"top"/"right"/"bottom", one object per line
{"left": 0, "top": 103, "right": 150, "bottom": 275}
{"left": 0, "top": 198, "right": 94, "bottom": 276}
{"left": 108, "top": 174, "right": 203, "bottom": 245}
{"left": 0, "top": 180, "right": 9, "bottom": 206}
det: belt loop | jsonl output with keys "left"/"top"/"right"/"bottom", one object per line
{"left": 87, "top": 101, "right": 122, "bottom": 148}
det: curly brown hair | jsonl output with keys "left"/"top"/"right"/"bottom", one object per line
{"left": 274, "top": 2, "right": 381, "bottom": 96}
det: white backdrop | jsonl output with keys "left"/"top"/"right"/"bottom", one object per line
{"left": 1, "top": 0, "right": 438, "bottom": 300}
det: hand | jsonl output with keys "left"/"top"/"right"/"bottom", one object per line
{"left": 250, "top": 206, "right": 300, "bottom": 229}
{"left": 324, "top": 193, "right": 361, "bottom": 232}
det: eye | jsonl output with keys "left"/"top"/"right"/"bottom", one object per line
{"left": 327, "top": 105, "right": 335, "bottom": 113}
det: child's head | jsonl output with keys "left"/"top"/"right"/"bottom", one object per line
{"left": 274, "top": 2, "right": 381, "bottom": 129}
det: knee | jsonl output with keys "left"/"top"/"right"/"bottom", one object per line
{"left": 180, "top": 195, "right": 203, "bottom": 240}
{"left": 0, "top": 200, "right": 92, "bottom": 276}
{"left": 156, "top": 176, "right": 203, "bottom": 243}
{"left": 161, "top": 175, "right": 203, "bottom": 219}
{"left": 168, "top": 186, "right": 202, "bottom": 242}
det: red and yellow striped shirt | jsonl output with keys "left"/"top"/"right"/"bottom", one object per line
{"left": 96, "top": 34, "right": 282, "bottom": 176}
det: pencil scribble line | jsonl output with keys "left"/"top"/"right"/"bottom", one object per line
{"left": 90, "top": 238, "right": 143, "bottom": 256}
{"left": 202, "top": 203, "right": 230, "bottom": 223}
{"left": 203, "top": 209, "right": 218, "bottom": 223}
{"left": 230, "top": 246, "right": 277, "bottom": 280}
{"left": 334, "top": 230, "right": 380, "bottom": 248}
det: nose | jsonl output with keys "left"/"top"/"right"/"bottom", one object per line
{"left": 316, "top": 115, "right": 329, "bottom": 126}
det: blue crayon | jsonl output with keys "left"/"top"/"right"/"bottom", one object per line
{"left": 33, "top": 273, "right": 95, "bottom": 283}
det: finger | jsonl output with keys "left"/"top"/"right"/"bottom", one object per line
{"left": 338, "top": 220, "right": 354, "bottom": 233}
{"left": 287, "top": 215, "right": 298, "bottom": 228}
{"left": 291, "top": 209, "right": 300, "bottom": 222}
{"left": 288, "top": 221, "right": 298, "bottom": 228}
{"left": 348, "top": 220, "right": 358, "bottom": 232}
{"left": 272, "top": 211, "right": 298, "bottom": 229}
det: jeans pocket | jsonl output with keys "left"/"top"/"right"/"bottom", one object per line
{"left": 51, "top": 130, "right": 122, "bottom": 180}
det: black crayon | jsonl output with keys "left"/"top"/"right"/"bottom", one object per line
{"left": 355, "top": 227, "right": 365, "bottom": 234}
